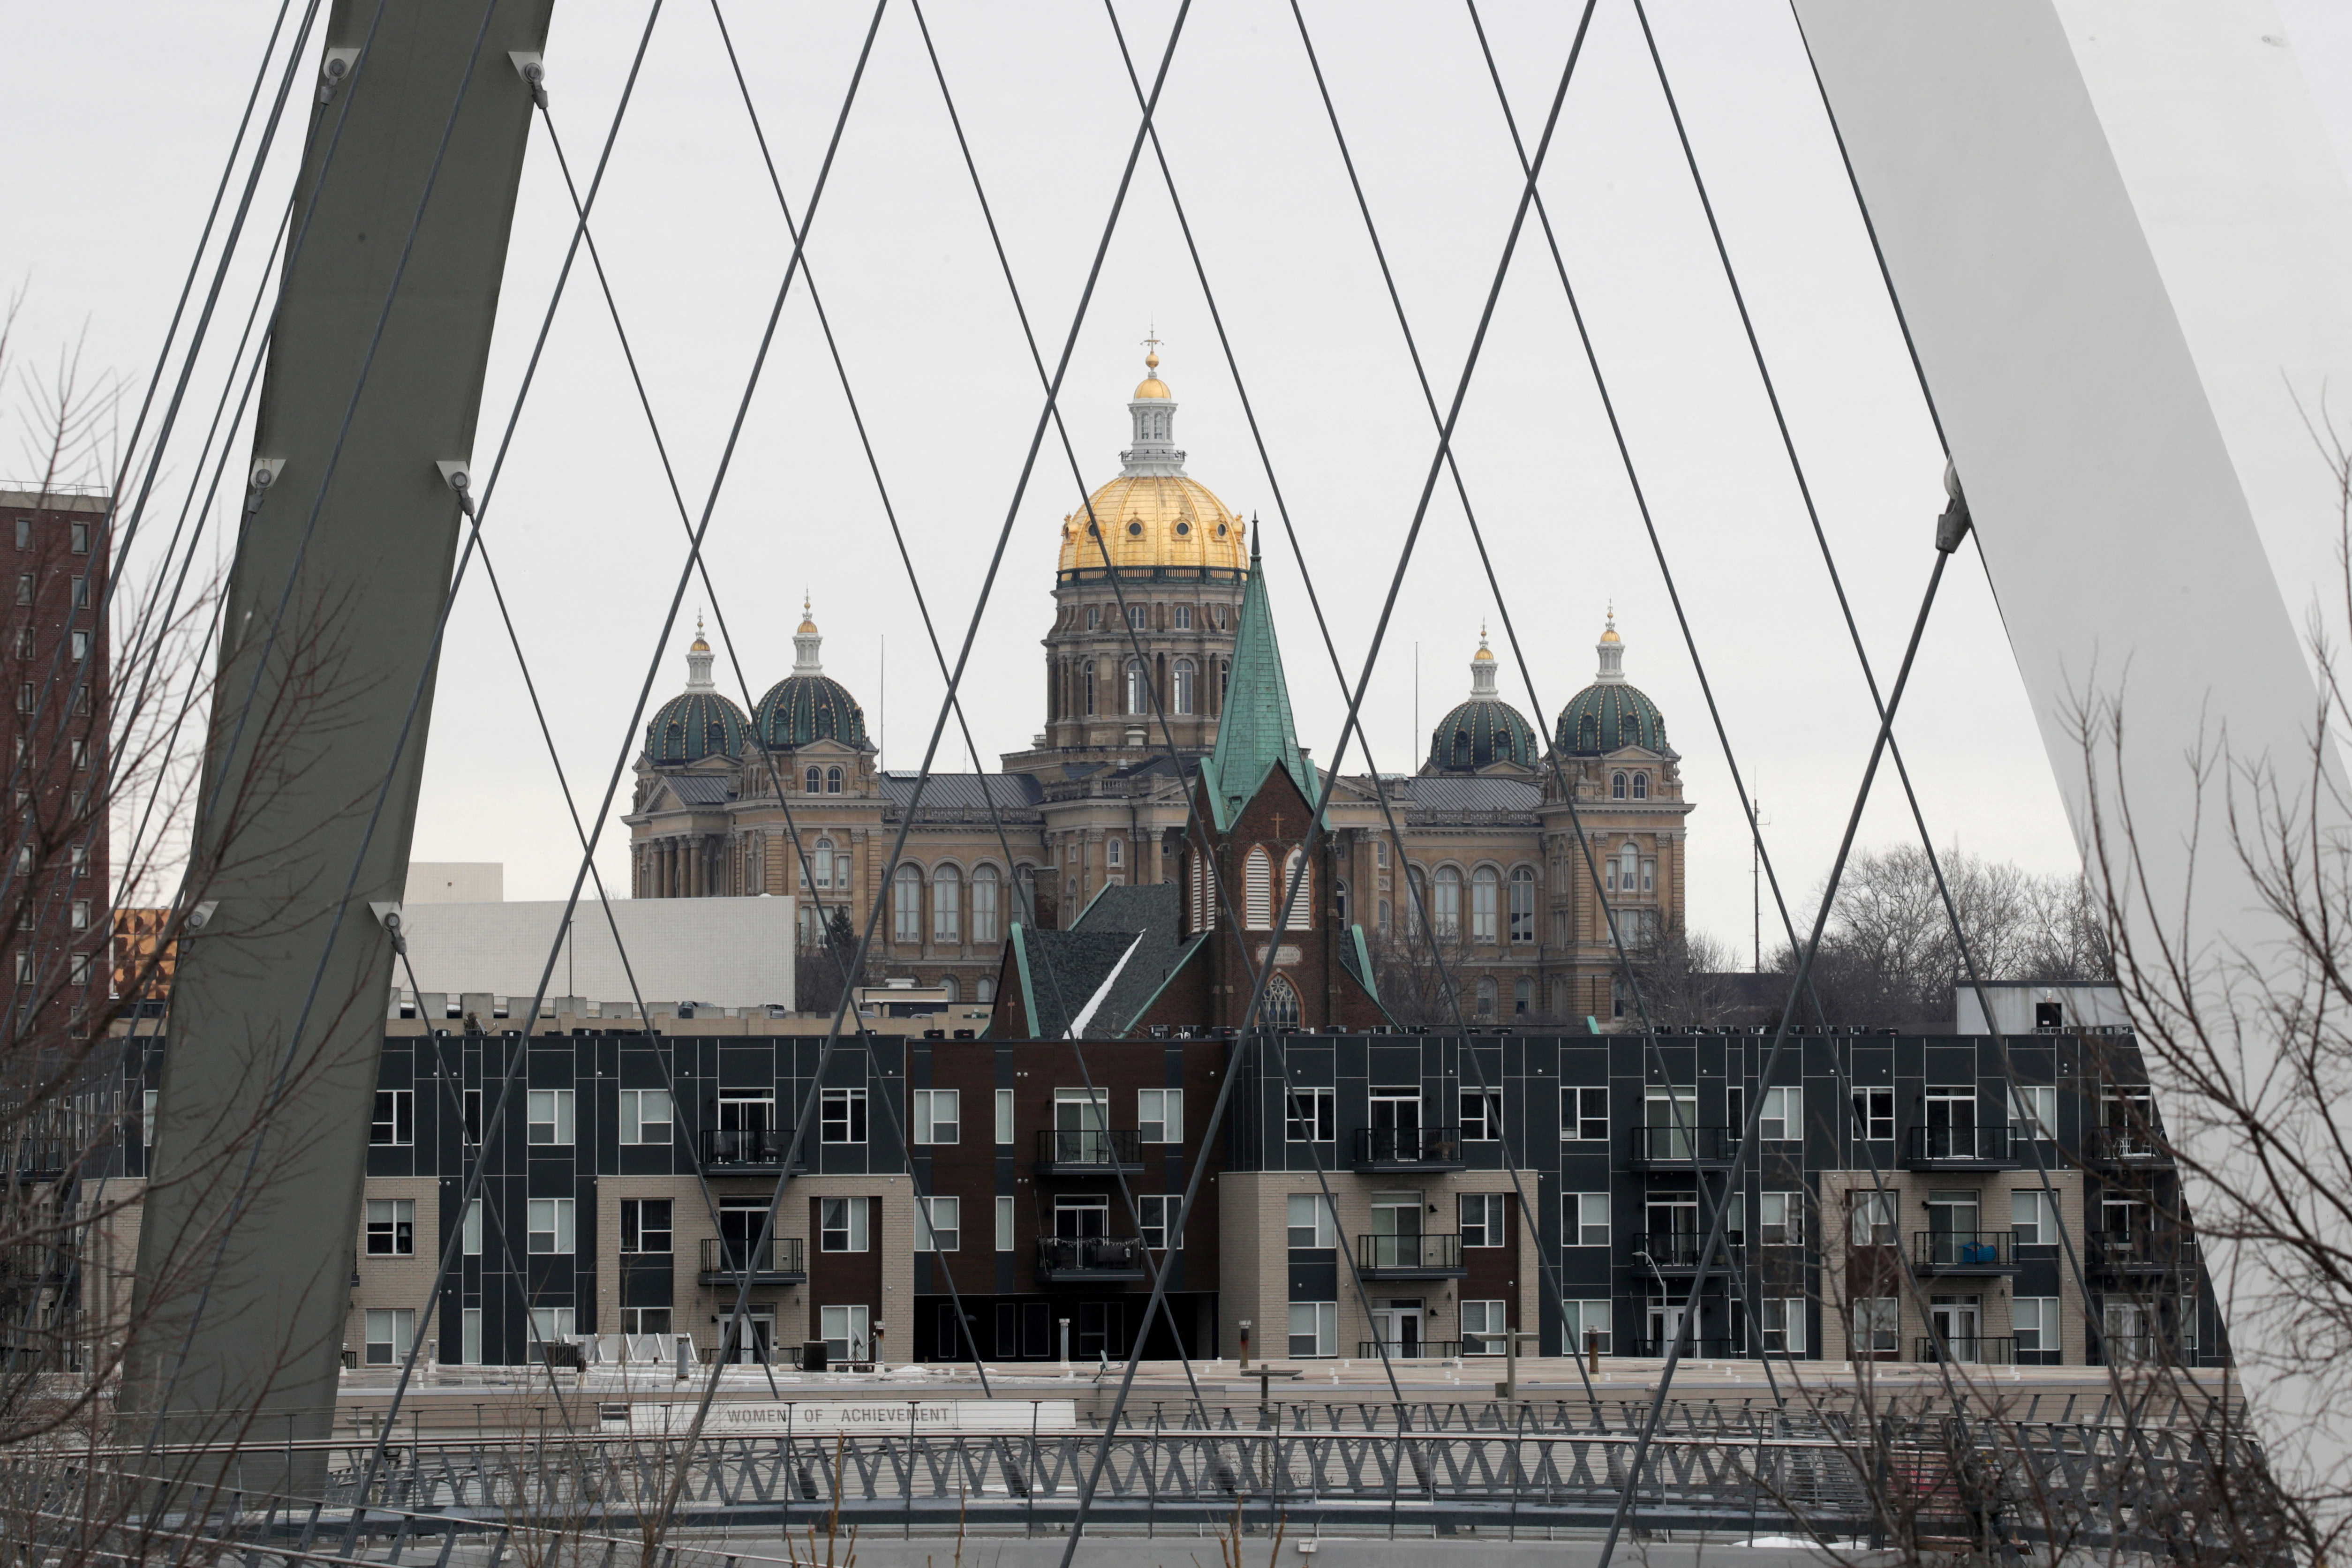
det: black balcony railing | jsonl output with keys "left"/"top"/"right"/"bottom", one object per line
{"left": 1356, "top": 1340, "right": 1469, "bottom": 1359}
{"left": 2098, "top": 1333, "right": 2168, "bottom": 1365}
{"left": 2087, "top": 1230, "right": 2199, "bottom": 1272}
{"left": 696, "top": 1236, "right": 805, "bottom": 1281}
{"left": 1627, "top": 1125, "right": 1738, "bottom": 1166}
{"left": 1915, "top": 1335, "right": 2017, "bottom": 1365}
{"left": 1034, "top": 1128, "right": 1143, "bottom": 1171}
{"left": 2082, "top": 1128, "right": 2171, "bottom": 1164}
{"left": 1903, "top": 1124, "right": 2015, "bottom": 1166}
{"left": 1355, "top": 1233, "right": 1466, "bottom": 1275}
{"left": 701, "top": 1128, "right": 793, "bottom": 1168}
{"left": 1035, "top": 1235, "right": 1147, "bottom": 1280}
{"left": 1910, "top": 1230, "right": 2017, "bottom": 1270}
{"left": 1631, "top": 1232, "right": 1743, "bottom": 1270}
{"left": 1351, "top": 1126, "right": 1466, "bottom": 1169}
{"left": 1630, "top": 1338, "right": 1741, "bottom": 1359}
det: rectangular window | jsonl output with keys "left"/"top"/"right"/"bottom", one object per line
{"left": 619, "top": 1198, "right": 672, "bottom": 1253}
{"left": 1462, "top": 1299, "right": 1507, "bottom": 1355}
{"left": 821, "top": 1088, "right": 867, "bottom": 1144}
{"left": 463, "top": 1088, "right": 482, "bottom": 1146}
{"left": 71, "top": 577, "right": 86, "bottom": 609}
{"left": 142, "top": 1088, "right": 157, "bottom": 1148}
{"left": 364, "top": 1307, "right": 414, "bottom": 1367}
{"left": 1560, "top": 1298, "right": 1612, "bottom": 1356}
{"left": 1850, "top": 1188, "right": 1897, "bottom": 1247}
{"left": 1288, "top": 1301, "right": 1336, "bottom": 1358}
{"left": 1759, "top": 1085, "right": 1802, "bottom": 1142}
{"left": 1285, "top": 1193, "right": 1338, "bottom": 1249}
{"left": 2011, "top": 1188, "right": 2061, "bottom": 1245}
{"left": 1852, "top": 1087, "right": 1894, "bottom": 1142}
{"left": 364, "top": 1198, "right": 415, "bottom": 1256}
{"left": 530, "top": 1307, "right": 576, "bottom": 1350}
{"left": 69, "top": 629, "right": 87, "bottom": 661}
{"left": 527, "top": 1088, "right": 574, "bottom": 1146}
{"left": 2013, "top": 1297, "right": 2059, "bottom": 1357}
{"left": 1284, "top": 1087, "right": 1334, "bottom": 1142}
{"left": 68, "top": 522, "right": 87, "bottom": 555}
{"left": 821, "top": 1304, "right": 871, "bottom": 1364}
{"left": 1562, "top": 1085, "right": 1608, "bottom": 1141}
{"left": 15, "top": 574, "right": 29, "bottom": 605}
{"left": 462, "top": 1200, "right": 482, "bottom": 1257}
{"left": 1460, "top": 1089, "right": 1501, "bottom": 1141}
{"left": 460, "top": 1307, "right": 482, "bottom": 1366}
{"left": 619, "top": 1088, "right": 672, "bottom": 1146}
{"left": 69, "top": 900, "right": 86, "bottom": 930}
{"left": 913, "top": 1088, "right": 959, "bottom": 1145}
{"left": 370, "top": 1089, "right": 413, "bottom": 1147}
{"left": 12, "top": 520, "right": 24, "bottom": 550}
{"left": 995, "top": 1087, "right": 1015, "bottom": 1145}
{"left": 527, "top": 1197, "right": 575, "bottom": 1254}
{"left": 1759, "top": 1190, "right": 1805, "bottom": 1247}
{"left": 995, "top": 1194, "right": 1016, "bottom": 1252}
{"left": 2010, "top": 1084, "right": 2057, "bottom": 1141}
{"left": 622, "top": 1308, "right": 672, "bottom": 1336}
{"left": 1460, "top": 1192, "right": 1506, "bottom": 1247}
{"left": 916, "top": 1196, "right": 960, "bottom": 1252}
{"left": 1138, "top": 1195, "right": 1183, "bottom": 1250}
{"left": 1760, "top": 1298, "right": 1806, "bottom": 1355}
{"left": 820, "top": 1196, "right": 870, "bottom": 1252}
{"left": 1851, "top": 1297, "right": 1898, "bottom": 1356}
{"left": 1138, "top": 1088, "right": 1182, "bottom": 1143}
{"left": 1566, "top": 1192, "right": 1610, "bottom": 1247}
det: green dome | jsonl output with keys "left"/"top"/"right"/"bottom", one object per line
{"left": 646, "top": 690, "right": 748, "bottom": 765}
{"left": 1428, "top": 697, "right": 1538, "bottom": 772}
{"left": 1555, "top": 682, "right": 1668, "bottom": 755}
{"left": 754, "top": 674, "right": 868, "bottom": 750}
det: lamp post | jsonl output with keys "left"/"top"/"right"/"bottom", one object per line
{"left": 1494, "top": 1329, "right": 1542, "bottom": 1401}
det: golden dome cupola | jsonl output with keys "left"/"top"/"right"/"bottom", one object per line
{"left": 1057, "top": 343, "right": 1248, "bottom": 578}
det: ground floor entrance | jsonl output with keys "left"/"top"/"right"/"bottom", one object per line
{"left": 913, "top": 1292, "right": 1217, "bottom": 1363}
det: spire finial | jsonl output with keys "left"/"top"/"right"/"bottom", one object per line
{"left": 1142, "top": 322, "right": 1162, "bottom": 370}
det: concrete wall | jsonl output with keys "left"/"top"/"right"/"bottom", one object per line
{"left": 389, "top": 896, "right": 796, "bottom": 1011}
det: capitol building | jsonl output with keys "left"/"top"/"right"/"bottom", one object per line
{"left": 625, "top": 353, "right": 1693, "bottom": 1025}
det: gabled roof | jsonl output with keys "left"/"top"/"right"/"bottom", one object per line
{"left": 1203, "top": 540, "right": 1315, "bottom": 830}
{"left": 1008, "top": 882, "right": 1197, "bottom": 1038}
{"left": 663, "top": 775, "right": 736, "bottom": 806}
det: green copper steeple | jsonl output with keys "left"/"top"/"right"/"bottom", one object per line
{"left": 1205, "top": 534, "right": 1314, "bottom": 829}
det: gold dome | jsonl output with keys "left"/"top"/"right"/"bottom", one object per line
{"left": 691, "top": 612, "right": 710, "bottom": 653}
{"left": 1058, "top": 474, "right": 1247, "bottom": 575}
{"left": 797, "top": 593, "right": 818, "bottom": 636}
{"left": 1134, "top": 352, "right": 1170, "bottom": 400}
{"left": 1598, "top": 603, "right": 1620, "bottom": 644}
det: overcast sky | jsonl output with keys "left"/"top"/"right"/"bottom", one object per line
{"left": 8, "top": 0, "right": 2351, "bottom": 965}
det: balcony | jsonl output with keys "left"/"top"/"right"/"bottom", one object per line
{"left": 1629, "top": 1232, "right": 1743, "bottom": 1274}
{"left": 1626, "top": 1125, "right": 1738, "bottom": 1169}
{"left": 1902, "top": 1123, "right": 2017, "bottom": 1170}
{"left": 2087, "top": 1229, "right": 2199, "bottom": 1276}
{"left": 1035, "top": 1235, "right": 1148, "bottom": 1284}
{"left": 697, "top": 1237, "right": 806, "bottom": 1286}
{"left": 1915, "top": 1335, "right": 2017, "bottom": 1365}
{"left": 1357, "top": 1339, "right": 1470, "bottom": 1359}
{"left": 1034, "top": 1128, "right": 1144, "bottom": 1176}
{"left": 2081, "top": 1128, "right": 2171, "bottom": 1166}
{"left": 1355, "top": 1233, "right": 1467, "bottom": 1280}
{"left": 1351, "top": 1126, "right": 1467, "bottom": 1173}
{"left": 1910, "top": 1230, "right": 2018, "bottom": 1275}
{"left": 700, "top": 1129, "right": 803, "bottom": 1173}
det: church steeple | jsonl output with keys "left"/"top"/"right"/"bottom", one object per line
{"left": 1206, "top": 534, "right": 1312, "bottom": 827}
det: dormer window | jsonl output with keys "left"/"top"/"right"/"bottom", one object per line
{"left": 1632, "top": 773, "right": 1648, "bottom": 799}
{"left": 1611, "top": 772, "right": 1628, "bottom": 799}
{"left": 826, "top": 766, "right": 844, "bottom": 794}
{"left": 805, "top": 766, "right": 822, "bottom": 794}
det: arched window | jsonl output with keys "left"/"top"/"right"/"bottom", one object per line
{"left": 813, "top": 837, "right": 836, "bottom": 889}
{"left": 1508, "top": 866, "right": 1535, "bottom": 944}
{"left": 1407, "top": 867, "right": 1427, "bottom": 938}
{"left": 1107, "top": 838, "right": 1123, "bottom": 868}
{"left": 799, "top": 903, "right": 823, "bottom": 945}
{"left": 1631, "top": 772, "right": 1649, "bottom": 799}
{"left": 1174, "top": 604, "right": 1192, "bottom": 630}
{"left": 893, "top": 864, "right": 922, "bottom": 943}
{"left": 1244, "top": 846, "right": 1274, "bottom": 929}
{"left": 971, "top": 865, "right": 1000, "bottom": 944}
{"left": 933, "top": 864, "right": 961, "bottom": 943}
{"left": 1619, "top": 842, "right": 1638, "bottom": 892}
{"left": 977, "top": 975, "right": 995, "bottom": 1004}
{"left": 1611, "top": 772, "right": 1628, "bottom": 800}
{"left": 1514, "top": 976, "right": 1531, "bottom": 1016}
{"left": 1476, "top": 978, "right": 1497, "bottom": 1018}
{"left": 1263, "top": 974, "right": 1302, "bottom": 1029}
{"left": 1452, "top": 731, "right": 1472, "bottom": 769}
{"left": 1378, "top": 898, "right": 1392, "bottom": 936}
{"left": 1334, "top": 878, "right": 1350, "bottom": 928}
{"left": 1082, "top": 660, "right": 1096, "bottom": 716}
{"left": 941, "top": 975, "right": 959, "bottom": 1003}
{"left": 1471, "top": 866, "right": 1499, "bottom": 943}
{"left": 826, "top": 766, "right": 844, "bottom": 794}
{"left": 806, "top": 766, "right": 823, "bottom": 794}
{"left": 1434, "top": 866, "right": 1462, "bottom": 939}
{"left": 1283, "top": 848, "right": 1311, "bottom": 930}
{"left": 746, "top": 836, "right": 765, "bottom": 894}
{"left": 1126, "top": 659, "right": 1149, "bottom": 716}
{"left": 1173, "top": 659, "right": 1195, "bottom": 715}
